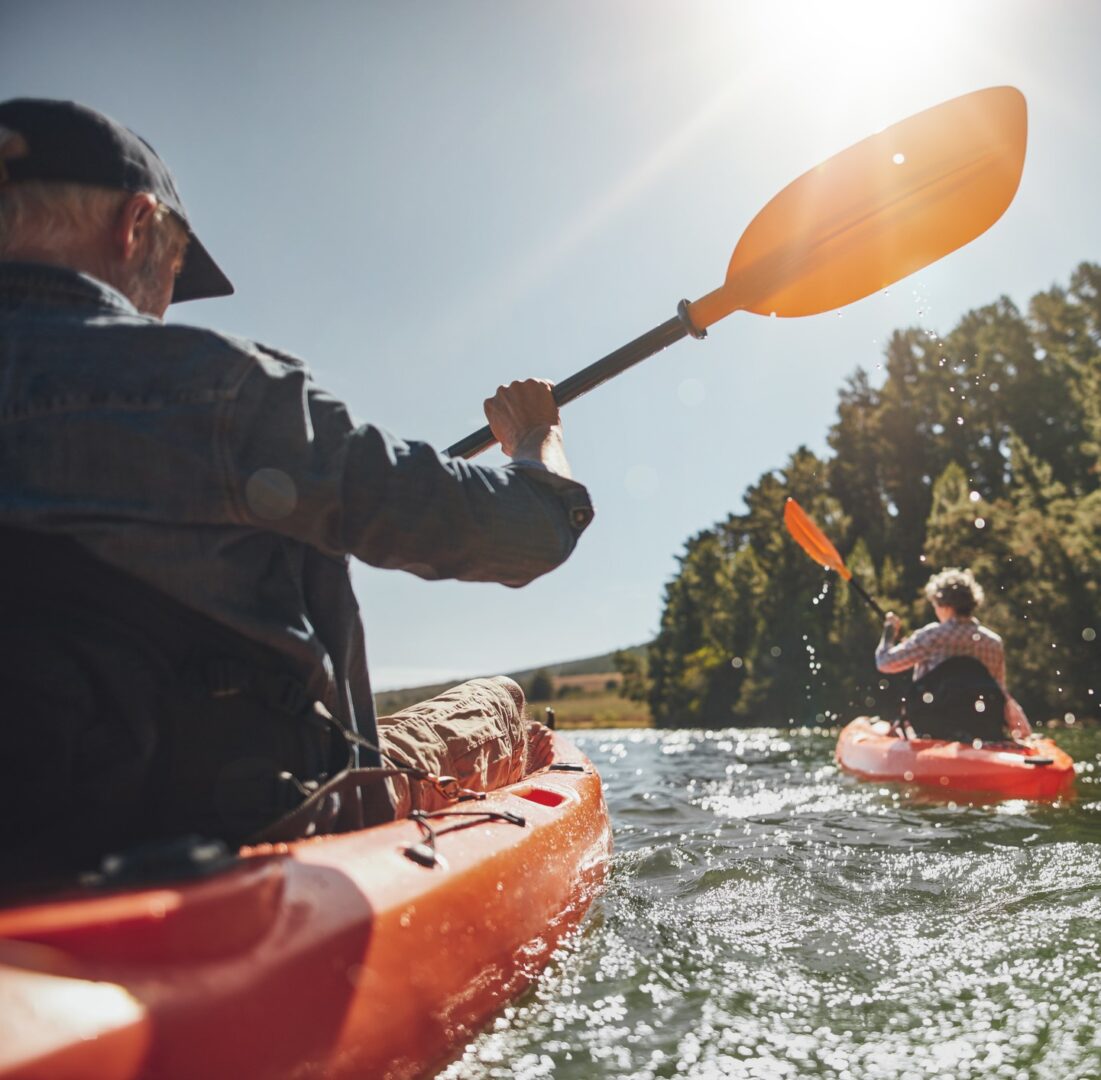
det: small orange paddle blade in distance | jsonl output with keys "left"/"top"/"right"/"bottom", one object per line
{"left": 783, "top": 498, "right": 852, "bottom": 581}
{"left": 688, "top": 86, "right": 1027, "bottom": 330}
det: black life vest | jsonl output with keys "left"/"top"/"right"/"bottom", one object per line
{"left": 903, "top": 655, "right": 1007, "bottom": 743}
{"left": 0, "top": 525, "right": 356, "bottom": 882}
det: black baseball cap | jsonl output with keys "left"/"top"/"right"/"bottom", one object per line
{"left": 0, "top": 98, "right": 233, "bottom": 304}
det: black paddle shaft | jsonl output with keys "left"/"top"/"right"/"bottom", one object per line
{"left": 445, "top": 302, "right": 703, "bottom": 459}
{"left": 849, "top": 575, "right": 888, "bottom": 619}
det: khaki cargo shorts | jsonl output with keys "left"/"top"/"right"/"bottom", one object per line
{"left": 377, "top": 675, "right": 552, "bottom": 817}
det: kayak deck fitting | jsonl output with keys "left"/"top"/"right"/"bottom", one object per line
{"left": 0, "top": 730, "right": 611, "bottom": 1080}
{"left": 837, "top": 716, "right": 1075, "bottom": 798}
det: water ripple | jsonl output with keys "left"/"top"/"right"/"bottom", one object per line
{"left": 439, "top": 725, "right": 1101, "bottom": 1080}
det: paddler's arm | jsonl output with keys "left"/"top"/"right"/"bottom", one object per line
{"left": 875, "top": 614, "right": 934, "bottom": 674}
{"left": 991, "top": 643, "right": 1031, "bottom": 739}
{"left": 226, "top": 356, "right": 593, "bottom": 587}
{"left": 874, "top": 611, "right": 906, "bottom": 672}
{"left": 1005, "top": 694, "right": 1033, "bottom": 740}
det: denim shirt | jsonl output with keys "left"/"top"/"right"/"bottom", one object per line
{"left": 0, "top": 263, "right": 594, "bottom": 789}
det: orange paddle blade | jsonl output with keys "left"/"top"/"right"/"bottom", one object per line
{"left": 688, "top": 86, "right": 1027, "bottom": 330}
{"left": 783, "top": 498, "right": 852, "bottom": 581}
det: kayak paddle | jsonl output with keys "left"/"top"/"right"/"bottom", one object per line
{"left": 783, "top": 497, "right": 886, "bottom": 618}
{"left": 448, "top": 85, "right": 1027, "bottom": 458}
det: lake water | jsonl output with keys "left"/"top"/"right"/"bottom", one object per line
{"left": 440, "top": 725, "right": 1101, "bottom": 1080}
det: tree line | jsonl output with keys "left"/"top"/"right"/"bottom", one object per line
{"left": 616, "top": 262, "right": 1101, "bottom": 728}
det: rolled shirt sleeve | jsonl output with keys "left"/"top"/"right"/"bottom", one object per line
{"left": 875, "top": 624, "right": 938, "bottom": 674}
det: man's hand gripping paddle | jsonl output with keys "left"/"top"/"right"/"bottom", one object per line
{"left": 448, "top": 86, "right": 1027, "bottom": 459}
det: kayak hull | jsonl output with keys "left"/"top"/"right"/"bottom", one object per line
{"left": 837, "top": 717, "right": 1074, "bottom": 798}
{"left": 0, "top": 731, "right": 611, "bottom": 1080}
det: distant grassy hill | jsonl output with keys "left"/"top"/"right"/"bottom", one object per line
{"left": 375, "top": 644, "right": 651, "bottom": 728}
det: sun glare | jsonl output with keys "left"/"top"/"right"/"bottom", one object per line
{"left": 742, "top": 1, "right": 984, "bottom": 134}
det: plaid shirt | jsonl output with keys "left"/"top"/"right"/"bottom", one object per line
{"left": 876, "top": 616, "right": 1031, "bottom": 735}
{"left": 876, "top": 617, "right": 1007, "bottom": 686}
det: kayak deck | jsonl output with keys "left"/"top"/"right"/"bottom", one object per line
{"left": 0, "top": 730, "right": 610, "bottom": 1080}
{"left": 837, "top": 716, "right": 1075, "bottom": 798}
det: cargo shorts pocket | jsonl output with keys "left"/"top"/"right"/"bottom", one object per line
{"left": 377, "top": 676, "right": 527, "bottom": 817}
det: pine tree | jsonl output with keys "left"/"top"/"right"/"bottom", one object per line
{"left": 647, "top": 263, "right": 1101, "bottom": 728}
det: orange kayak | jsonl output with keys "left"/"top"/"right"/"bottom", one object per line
{"left": 837, "top": 717, "right": 1075, "bottom": 798}
{"left": 0, "top": 731, "right": 610, "bottom": 1080}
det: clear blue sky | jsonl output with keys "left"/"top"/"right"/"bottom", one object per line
{"left": 4, "top": 1, "right": 1099, "bottom": 689}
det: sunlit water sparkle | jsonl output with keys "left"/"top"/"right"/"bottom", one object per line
{"left": 438, "top": 725, "right": 1101, "bottom": 1080}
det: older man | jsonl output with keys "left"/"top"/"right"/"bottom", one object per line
{"left": 876, "top": 567, "right": 1032, "bottom": 742}
{"left": 0, "top": 98, "right": 593, "bottom": 879}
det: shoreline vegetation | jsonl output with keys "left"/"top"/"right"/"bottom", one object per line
{"left": 381, "top": 263, "right": 1100, "bottom": 732}
{"left": 375, "top": 648, "right": 653, "bottom": 729}
{"left": 633, "top": 261, "right": 1101, "bottom": 731}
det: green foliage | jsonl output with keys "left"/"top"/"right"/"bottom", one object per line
{"left": 527, "top": 668, "right": 554, "bottom": 703}
{"left": 613, "top": 649, "right": 649, "bottom": 703}
{"left": 643, "top": 263, "right": 1101, "bottom": 728}
{"left": 374, "top": 647, "right": 650, "bottom": 715}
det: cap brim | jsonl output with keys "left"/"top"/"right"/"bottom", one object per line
{"left": 172, "top": 232, "right": 234, "bottom": 304}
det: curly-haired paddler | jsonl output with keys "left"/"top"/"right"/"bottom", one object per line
{"left": 876, "top": 567, "right": 1032, "bottom": 743}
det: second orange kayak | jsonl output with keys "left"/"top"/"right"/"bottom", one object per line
{"left": 837, "top": 716, "right": 1074, "bottom": 798}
